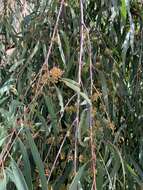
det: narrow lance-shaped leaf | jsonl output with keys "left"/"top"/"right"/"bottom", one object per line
{"left": 78, "top": 109, "right": 88, "bottom": 147}
{"left": 98, "top": 71, "right": 109, "bottom": 114}
{"left": 19, "top": 139, "right": 33, "bottom": 190}
{"left": 55, "top": 86, "right": 64, "bottom": 114}
{"left": 121, "top": 0, "right": 127, "bottom": 21}
{"left": 10, "top": 159, "right": 29, "bottom": 190}
{"left": 108, "top": 143, "right": 126, "bottom": 187}
{"left": 44, "top": 95, "right": 58, "bottom": 134}
{"left": 57, "top": 32, "right": 66, "bottom": 66}
{"left": 69, "top": 163, "right": 87, "bottom": 190}
{"left": 62, "top": 78, "right": 91, "bottom": 105}
{"left": 26, "top": 129, "right": 47, "bottom": 190}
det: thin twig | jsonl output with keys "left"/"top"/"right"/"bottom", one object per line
{"left": 74, "top": 0, "right": 84, "bottom": 174}
{"left": 47, "top": 133, "right": 67, "bottom": 184}
{"left": 0, "top": 130, "right": 15, "bottom": 166}
{"left": 47, "top": 120, "right": 75, "bottom": 184}
{"left": 0, "top": 128, "right": 22, "bottom": 166}
{"left": 84, "top": 25, "right": 97, "bottom": 190}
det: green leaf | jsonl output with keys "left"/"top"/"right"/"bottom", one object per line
{"left": 78, "top": 109, "right": 88, "bottom": 147}
{"left": 36, "top": 111, "right": 48, "bottom": 132}
{"left": 121, "top": 0, "right": 127, "bottom": 21}
{"left": 0, "top": 126, "right": 7, "bottom": 147}
{"left": 98, "top": 71, "right": 109, "bottom": 114}
{"left": 44, "top": 95, "right": 58, "bottom": 134}
{"left": 9, "top": 59, "right": 25, "bottom": 72}
{"left": 19, "top": 139, "right": 33, "bottom": 190}
{"left": 55, "top": 86, "right": 64, "bottom": 114}
{"left": 126, "top": 160, "right": 143, "bottom": 187}
{"left": 96, "top": 160, "right": 104, "bottom": 190}
{"left": 0, "top": 79, "right": 15, "bottom": 96}
{"left": 26, "top": 41, "right": 40, "bottom": 62}
{"left": 108, "top": 143, "right": 126, "bottom": 187}
{"left": 57, "top": 32, "right": 66, "bottom": 66}
{"left": 0, "top": 136, "right": 6, "bottom": 147}
{"left": 130, "top": 157, "right": 143, "bottom": 181}
{"left": 126, "top": 164, "right": 138, "bottom": 177}
{"left": 10, "top": 160, "right": 29, "bottom": 190}
{"left": 9, "top": 100, "right": 23, "bottom": 116}
{"left": 62, "top": 78, "right": 91, "bottom": 105}
{"left": 60, "top": 31, "right": 70, "bottom": 60}
{"left": 69, "top": 163, "right": 87, "bottom": 190}
{"left": 26, "top": 129, "right": 47, "bottom": 190}
{"left": 0, "top": 97, "right": 9, "bottom": 106}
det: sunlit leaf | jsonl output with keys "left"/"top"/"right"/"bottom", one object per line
{"left": 121, "top": 0, "right": 127, "bottom": 21}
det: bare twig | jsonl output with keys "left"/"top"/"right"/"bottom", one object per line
{"left": 84, "top": 26, "right": 97, "bottom": 190}
{"left": 74, "top": 0, "right": 84, "bottom": 174}
{"left": 47, "top": 133, "right": 67, "bottom": 184}
{"left": 47, "top": 120, "right": 76, "bottom": 184}
{"left": 0, "top": 130, "right": 15, "bottom": 166}
{"left": 0, "top": 128, "right": 22, "bottom": 166}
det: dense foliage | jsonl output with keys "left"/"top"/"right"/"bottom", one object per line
{"left": 0, "top": 0, "right": 143, "bottom": 189}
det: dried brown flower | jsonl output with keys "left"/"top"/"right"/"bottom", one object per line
{"left": 49, "top": 67, "right": 63, "bottom": 82}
